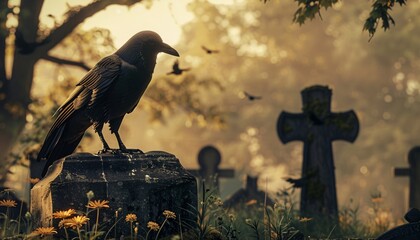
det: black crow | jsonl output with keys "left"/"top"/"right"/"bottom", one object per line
{"left": 37, "top": 31, "right": 179, "bottom": 176}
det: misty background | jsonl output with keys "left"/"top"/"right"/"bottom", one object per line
{"left": 7, "top": 0, "right": 420, "bottom": 222}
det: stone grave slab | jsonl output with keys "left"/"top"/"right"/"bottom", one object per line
{"left": 31, "top": 150, "right": 197, "bottom": 239}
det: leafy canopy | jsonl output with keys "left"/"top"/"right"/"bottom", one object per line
{"left": 263, "top": 0, "right": 407, "bottom": 40}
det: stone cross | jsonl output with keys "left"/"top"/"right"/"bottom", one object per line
{"left": 188, "top": 145, "right": 234, "bottom": 194}
{"left": 395, "top": 146, "right": 420, "bottom": 210}
{"left": 277, "top": 85, "right": 359, "bottom": 219}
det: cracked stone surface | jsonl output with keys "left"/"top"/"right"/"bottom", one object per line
{"left": 31, "top": 150, "right": 197, "bottom": 238}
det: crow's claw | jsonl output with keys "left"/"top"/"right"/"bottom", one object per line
{"left": 97, "top": 148, "right": 144, "bottom": 155}
{"left": 97, "top": 148, "right": 116, "bottom": 154}
{"left": 116, "top": 148, "right": 144, "bottom": 154}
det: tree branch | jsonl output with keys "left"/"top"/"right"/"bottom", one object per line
{"left": 38, "top": 0, "right": 143, "bottom": 54}
{"left": 42, "top": 55, "right": 91, "bottom": 71}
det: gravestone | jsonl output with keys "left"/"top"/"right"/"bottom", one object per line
{"left": 31, "top": 151, "right": 197, "bottom": 239}
{"left": 277, "top": 85, "right": 359, "bottom": 220}
{"left": 376, "top": 208, "right": 420, "bottom": 240}
{"left": 224, "top": 175, "right": 274, "bottom": 209}
{"left": 394, "top": 146, "right": 420, "bottom": 210}
{"left": 187, "top": 145, "right": 234, "bottom": 194}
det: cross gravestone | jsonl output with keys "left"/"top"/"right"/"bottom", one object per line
{"left": 223, "top": 175, "right": 274, "bottom": 209}
{"left": 31, "top": 151, "right": 197, "bottom": 239}
{"left": 394, "top": 146, "right": 420, "bottom": 210}
{"left": 277, "top": 85, "right": 359, "bottom": 219}
{"left": 187, "top": 145, "right": 234, "bottom": 194}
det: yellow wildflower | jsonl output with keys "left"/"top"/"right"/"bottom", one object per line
{"left": 299, "top": 217, "right": 313, "bottom": 223}
{"left": 271, "top": 231, "right": 278, "bottom": 239}
{"left": 215, "top": 198, "right": 223, "bottom": 207}
{"left": 339, "top": 214, "right": 352, "bottom": 225}
{"left": 62, "top": 215, "right": 90, "bottom": 229}
{"left": 125, "top": 213, "right": 137, "bottom": 223}
{"left": 147, "top": 221, "right": 160, "bottom": 231}
{"left": 375, "top": 211, "right": 391, "bottom": 227}
{"left": 31, "top": 227, "right": 57, "bottom": 237}
{"left": 245, "top": 199, "right": 257, "bottom": 206}
{"left": 163, "top": 210, "right": 176, "bottom": 219}
{"left": 371, "top": 197, "right": 383, "bottom": 204}
{"left": 52, "top": 209, "right": 76, "bottom": 219}
{"left": 86, "top": 190, "right": 95, "bottom": 200}
{"left": 86, "top": 200, "right": 109, "bottom": 209}
{"left": 0, "top": 199, "right": 17, "bottom": 207}
{"left": 58, "top": 219, "right": 72, "bottom": 229}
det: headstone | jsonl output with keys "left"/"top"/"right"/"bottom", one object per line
{"left": 277, "top": 85, "right": 359, "bottom": 219}
{"left": 187, "top": 145, "right": 234, "bottom": 194}
{"left": 223, "top": 175, "right": 274, "bottom": 209}
{"left": 376, "top": 208, "right": 420, "bottom": 240}
{"left": 394, "top": 146, "right": 420, "bottom": 210}
{"left": 31, "top": 151, "right": 197, "bottom": 239}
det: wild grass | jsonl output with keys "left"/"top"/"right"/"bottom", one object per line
{"left": 0, "top": 187, "right": 397, "bottom": 239}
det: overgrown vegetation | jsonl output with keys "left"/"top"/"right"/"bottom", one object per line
{"left": 0, "top": 186, "right": 398, "bottom": 239}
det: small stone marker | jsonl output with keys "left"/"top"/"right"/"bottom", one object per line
{"left": 31, "top": 151, "right": 197, "bottom": 239}
{"left": 394, "top": 146, "right": 420, "bottom": 210}
{"left": 188, "top": 145, "right": 234, "bottom": 194}
{"left": 277, "top": 85, "right": 359, "bottom": 219}
{"left": 376, "top": 208, "right": 420, "bottom": 240}
{"left": 223, "top": 175, "right": 274, "bottom": 209}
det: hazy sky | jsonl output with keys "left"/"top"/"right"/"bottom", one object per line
{"left": 40, "top": 0, "right": 194, "bottom": 47}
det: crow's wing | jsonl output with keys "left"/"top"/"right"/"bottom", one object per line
{"left": 53, "top": 55, "right": 121, "bottom": 127}
{"left": 75, "top": 54, "right": 122, "bottom": 109}
{"left": 53, "top": 55, "right": 121, "bottom": 114}
{"left": 172, "top": 60, "right": 179, "bottom": 71}
{"left": 37, "top": 55, "right": 121, "bottom": 162}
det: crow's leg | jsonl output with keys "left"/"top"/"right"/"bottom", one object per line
{"left": 94, "top": 123, "right": 110, "bottom": 152}
{"left": 98, "top": 130, "right": 110, "bottom": 150}
{"left": 114, "top": 131, "right": 127, "bottom": 150}
{"left": 109, "top": 117, "right": 127, "bottom": 150}
{"left": 109, "top": 117, "right": 143, "bottom": 153}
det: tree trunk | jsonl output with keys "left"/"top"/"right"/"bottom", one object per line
{"left": 0, "top": 105, "right": 27, "bottom": 184}
{"left": 0, "top": 54, "right": 37, "bottom": 185}
{"left": 0, "top": 0, "right": 43, "bottom": 184}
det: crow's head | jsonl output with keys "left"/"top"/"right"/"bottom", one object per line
{"left": 116, "top": 31, "right": 179, "bottom": 69}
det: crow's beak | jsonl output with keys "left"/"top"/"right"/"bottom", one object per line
{"left": 160, "top": 42, "right": 179, "bottom": 57}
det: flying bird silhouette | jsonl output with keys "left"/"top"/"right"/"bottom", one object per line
{"left": 243, "top": 91, "right": 262, "bottom": 101}
{"left": 167, "top": 59, "right": 190, "bottom": 75}
{"left": 201, "top": 45, "right": 219, "bottom": 54}
{"left": 37, "top": 31, "right": 179, "bottom": 177}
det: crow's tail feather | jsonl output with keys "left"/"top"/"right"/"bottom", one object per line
{"left": 40, "top": 131, "right": 84, "bottom": 177}
{"left": 37, "top": 110, "right": 91, "bottom": 177}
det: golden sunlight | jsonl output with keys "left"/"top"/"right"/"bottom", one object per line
{"left": 40, "top": 0, "right": 194, "bottom": 48}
